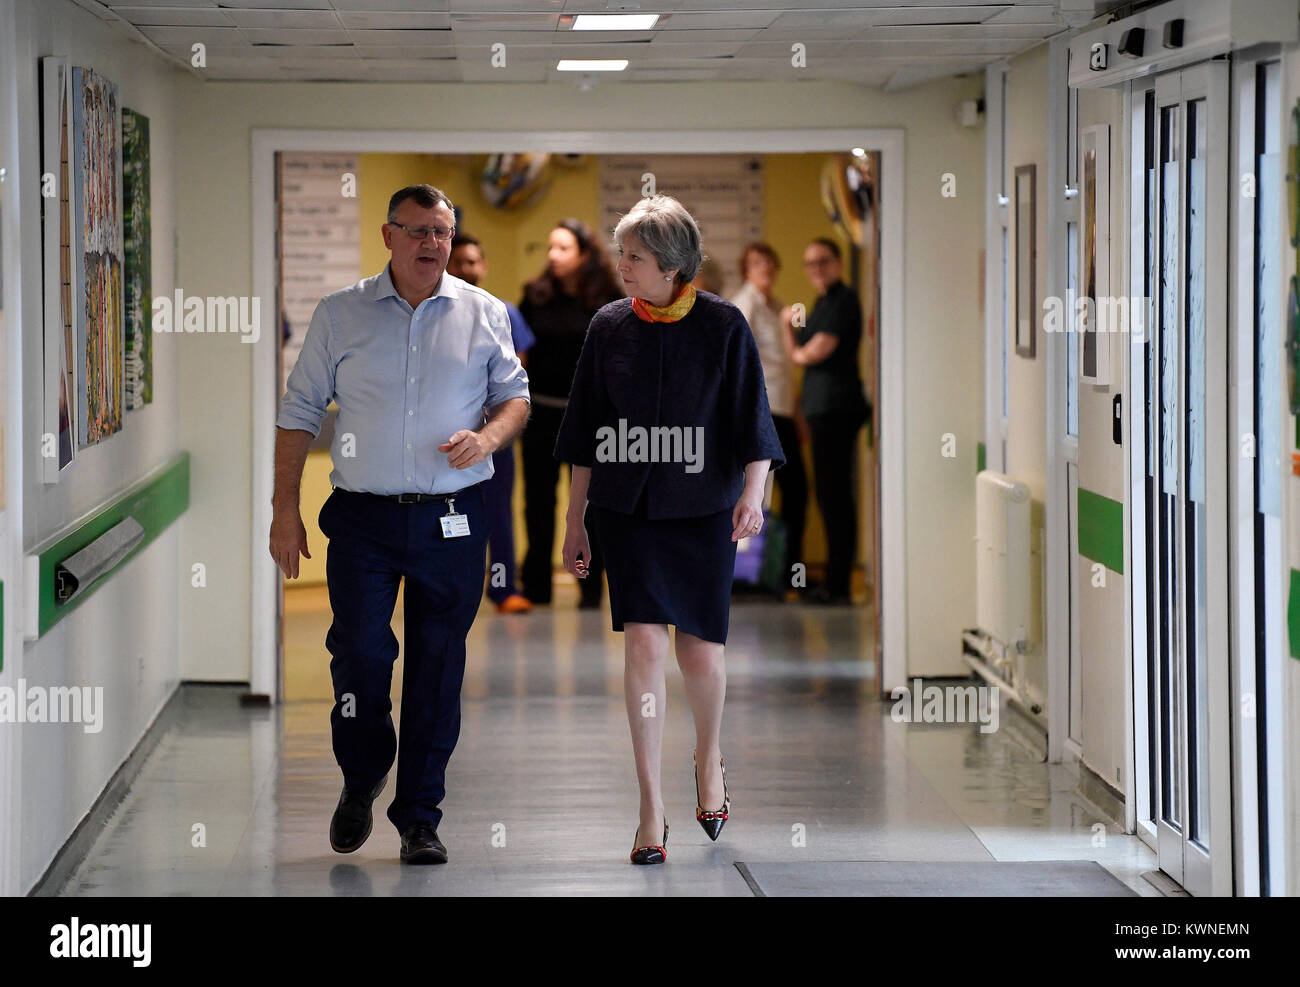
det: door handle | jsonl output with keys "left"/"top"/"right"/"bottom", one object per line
{"left": 1113, "top": 393, "right": 1123, "bottom": 445}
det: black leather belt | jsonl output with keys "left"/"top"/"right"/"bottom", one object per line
{"left": 337, "top": 483, "right": 483, "bottom": 504}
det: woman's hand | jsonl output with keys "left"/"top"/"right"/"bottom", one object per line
{"left": 731, "top": 488, "right": 766, "bottom": 542}
{"left": 562, "top": 519, "right": 592, "bottom": 579}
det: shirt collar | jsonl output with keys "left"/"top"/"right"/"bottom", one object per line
{"left": 373, "top": 262, "right": 461, "bottom": 306}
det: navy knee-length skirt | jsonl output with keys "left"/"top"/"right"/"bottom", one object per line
{"left": 587, "top": 500, "right": 738, "bottom": 645}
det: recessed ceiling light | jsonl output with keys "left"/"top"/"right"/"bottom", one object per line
{"left": 557, "top": 59, "right": 629, "bottom": 71}
{"left": 572, "top": 14, "right": 659, "bottom": 31}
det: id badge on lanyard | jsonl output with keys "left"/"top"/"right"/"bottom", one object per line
{"left": 439, "top": 497, "right": 471, "bottom": 538}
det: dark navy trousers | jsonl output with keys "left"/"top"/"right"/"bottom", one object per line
{"left": 482, "top": 444, "right": 519, "bottom": 604}
{"left": 318, "top": 485, "right": 488, "bottom": 833}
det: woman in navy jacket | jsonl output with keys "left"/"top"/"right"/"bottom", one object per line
{"left": 555, "top": 195, "right": 784, "bottom": 865}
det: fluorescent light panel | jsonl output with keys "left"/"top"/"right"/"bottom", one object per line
{"left": 556, "top": 59, "right": 628, "bottom": 71}
{"left": 572, "top": 14, "right": 659, "bottom": 31}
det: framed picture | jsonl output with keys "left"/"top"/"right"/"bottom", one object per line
{"left": 1014, "top": 163, "right": 1036, "bottom": 358}
{"left": 122, "top": 107, "right": 151, "bottom": 410}
{"left": 1079, "top": 124, "right": 1111, "bottom": 387}
{"left": 71, "top": 65, "right": 124, "bottom": 446}
{"left": 40, "top": 56, "right": 76, "bottom": 481}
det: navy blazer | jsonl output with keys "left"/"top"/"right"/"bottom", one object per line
{"left": 554, "top": 292, "right": 786, "bottom": 520}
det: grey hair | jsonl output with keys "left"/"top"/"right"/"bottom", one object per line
{"left": 387, "top": 184, "right": 455, "bottom": 223}
{"left": 612, "top": 195, "right": 704, "bottom": 284}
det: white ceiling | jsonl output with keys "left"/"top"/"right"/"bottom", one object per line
{"left": 79, "top": 1, "right": 1114, "bottom": 89}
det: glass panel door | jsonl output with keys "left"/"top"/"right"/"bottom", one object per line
{"left": 1144, "top": 62, "right": 1229, "bottom": 896}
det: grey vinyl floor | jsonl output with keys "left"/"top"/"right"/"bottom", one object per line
{"left": 56, "top": 584, "right": 1159, "bottom": 896}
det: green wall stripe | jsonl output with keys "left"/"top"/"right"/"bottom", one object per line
{"left": 976, "top": 441, "right": 986, "bottom": 474}
{"left": 35, "top": 452, "right": 189, "bottom": 637}
{"left": 1288, "top": 569, "right": 1300, "bottom": 659}
{"left": 1077, "top": 487, "right": 1124, "bottom": 575}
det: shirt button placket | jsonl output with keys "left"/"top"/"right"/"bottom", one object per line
{"left": 404, "top": 314, "right": 419, "bottom": 491}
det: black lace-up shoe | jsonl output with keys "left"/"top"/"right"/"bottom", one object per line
{"left": 329, "top": 774, "right": 387, "bottom": 853}
{"left": 400, "top": 822, "right": 448, "bottom": 864}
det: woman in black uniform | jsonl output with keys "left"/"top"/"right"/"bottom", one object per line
{"left": 519, "top": 219, "right": 624, "bottom": 608}
{"left": 555, "top": 195, "right": 784, "bottom": 865}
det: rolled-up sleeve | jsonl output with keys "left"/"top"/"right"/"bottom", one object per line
{"left": 484, "top": 300, "right": 531, "bottom": 409}
{"left": 276, "top": 298, "right": 336, "bottom": 436}
{"left": 554, "top": 317, "right": 606, "bottom": 467}
{"left": 727, "top": 316, "right": 786, "bottom": 471}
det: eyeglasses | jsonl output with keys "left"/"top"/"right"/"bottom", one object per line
{"left": 389, "top": 221, "right": 456, "bottom": 242}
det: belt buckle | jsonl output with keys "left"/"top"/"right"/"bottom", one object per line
{"left": 396, "top": 492, "right": 418, "bottom": 504}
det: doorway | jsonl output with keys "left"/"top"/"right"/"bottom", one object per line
{"left": 249, "top": 128, "right": 907, "bottom": 702}
{"left": 1131, "top": 62, "right": 1233, "bottom": 897}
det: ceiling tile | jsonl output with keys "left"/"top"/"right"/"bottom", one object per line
{"left": 109, "top": 6, "right": 232, "bottom": 27}
{"left": 449, "top": 12, "right": 560, "bottom": 31}
{"left": 138, "top": 25, "right": 245, "bottom": 46}
{"left": 240, "top": 28, "right": 353, "bottom": 46}
{"left": 657, "top": 11, "right": 780, "bottom": 31}
{"left": 223, "top": 10, "right": 341, "bottom": 30}
{"left": 336, "top": 11, "right": 453, "bottom": 30}
{"left": 347, "top": 29, "right": 456, "bottom": 47}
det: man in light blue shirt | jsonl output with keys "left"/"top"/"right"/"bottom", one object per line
{"left": 269, "top": 184, "right": 529, "bottom": 864}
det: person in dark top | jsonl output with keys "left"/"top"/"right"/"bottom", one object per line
{"left": 447, "top": 233, "right": 535, "bottom": 614}
{"left": 782, "top": 237, "right": 870, "bottom": 605}
{"left": 555, "top": 195, "right": 785, "bottom": 865}
{"left": 518, "top": 219, "right": 623, "bottom": 608}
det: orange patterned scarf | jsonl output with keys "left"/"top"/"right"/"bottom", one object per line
{"left": 632, "top": 281, "right": 697, "bottom": 323}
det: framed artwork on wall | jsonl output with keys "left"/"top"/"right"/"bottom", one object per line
{"left": 40, "top": 56, "right": 76, "bottom": 481}
{"left": 1014, "top": 163, "right": 1036, "bottom": 359}
{"left": 71, "top": 65, "right": 124, "bottom": 447}
{"left": 1079, "top": 124, "right": 1111, "bottom": 387}
{"left": 122, "top": 106, "right": 151, "bottom": 410}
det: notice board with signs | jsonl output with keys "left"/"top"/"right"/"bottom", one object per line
{"left": 277, "top": 152, "right": 360, "bottom": 396}
{"left": 598, "top": 155, "right": 764, "bottom": 296}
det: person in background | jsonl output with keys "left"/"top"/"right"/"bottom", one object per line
{"left": 692, "top": 257, "right": 726, "bottom": 295}
{"left": 519, "top": 219, "right": 624, "bottom": 608}
{"left": 448, "top": 233, "right": 535, "bottom": 614}
{"left": 556, "top": 195, "right": 784, "bottom": 865}
{"left": 731, "top": 242, "right": 807, "bottom": 593}
{"left": 782, "top": 237, "right": 869, "bottom": 606}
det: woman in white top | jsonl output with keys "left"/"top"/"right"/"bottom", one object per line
{"left": 730, "top": 242, "right": 808, "bottom": 591}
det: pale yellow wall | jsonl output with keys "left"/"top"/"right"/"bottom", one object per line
{"left": 291, "top": 150, "right": 846, "bottom": 584}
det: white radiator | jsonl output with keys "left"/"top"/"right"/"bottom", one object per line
{"left": 975, "top": 470, "right": 1031, "bottom": 651}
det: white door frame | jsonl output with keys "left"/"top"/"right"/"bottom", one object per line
{"left": 1126, "top": 80, "right": 1157, "bottom": 851}
{"left": 1130, "top": 62, "right": 1233, "bottom": 897}
{"left": 984, "top": 62, "right": 1009, "bottom": 477}
{"left": 1045, "top": 35, "right": 1082, "bottom": 768}
{"left": 0, "top": 0, "right": 22, "bottom": 900}
{"left": 249, "top": 127, "right": 908, "bottom": 701}
{"left": 1228, "top": 47, "right": 1288, "bottom": 897}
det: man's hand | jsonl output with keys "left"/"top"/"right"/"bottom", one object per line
{"left": 269, "top": 507, "right": 311, "bottom": 579}
{"left": 440, "top": 429, "right": 494, "bottom": 469}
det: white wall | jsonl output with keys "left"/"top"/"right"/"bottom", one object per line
{"left": 172, "top": 76, "right": 986, "bottom": 683}
{"left": 2, "top": 0, "right": 188, "bottom": 894}
{"left": 1003, "top": 43, "right": 1050, "bottom": 706}
{"left": 994, "top": 40, "right": 1127, "bottom": 791}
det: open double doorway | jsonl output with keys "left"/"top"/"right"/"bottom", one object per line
{"left": 247, "top": 129, "right": 906, "bottom": 705}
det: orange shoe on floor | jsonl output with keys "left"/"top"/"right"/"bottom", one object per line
{"left": 496, "top": 593, "right": 532, "bottom": 614}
